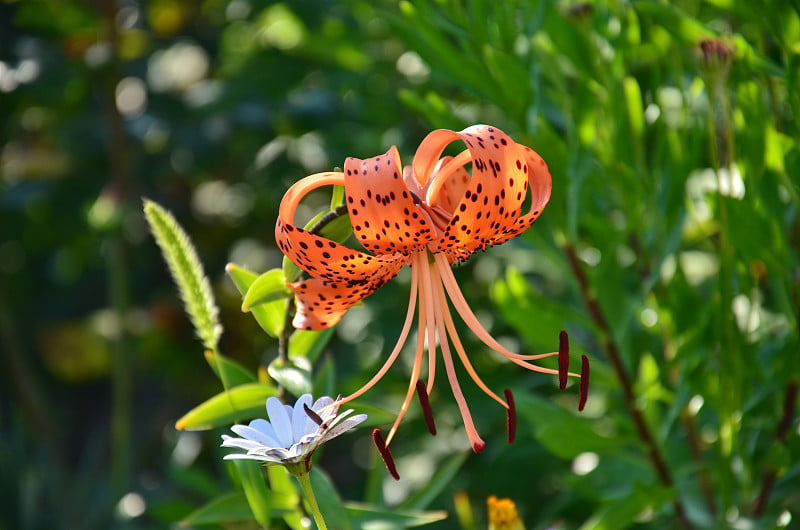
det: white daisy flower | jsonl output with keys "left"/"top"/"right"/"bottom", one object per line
{"left": 221, "top": 394, "right": 366, "bottom": 473}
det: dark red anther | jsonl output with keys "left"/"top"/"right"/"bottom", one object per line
{"left": 372, "top": 429, "right": 400, "bottom": 480}
{"left": 578, "top": 354, "right": 590, "bottom": 411}
{"left": 472, "top": 440, "right": 486, "bottom": 453}
{"left": 558, "top": 330, "right": 569, "bottom": 390}
{"left": 504, "top": 388, "right": 516, "bottom": 444}
{"left": 416, "top": 380, "right": 437, "bottom": 435}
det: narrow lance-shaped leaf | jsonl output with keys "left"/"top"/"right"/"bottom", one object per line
{"left": 233, "top": 461, "right": 271, "bottom": 527}
{"left": 204, "top": 350, "right": 257, "bottom": 387}
{"left": 242, "top": 269, "right": 293, "bottom": 311}
{"left": 179, "top": 492, "right": 255, "bottom": 526}
{"left": 143, "top": 199, "right": 221, "bottom": 352}
{"left": 309, "top": 468, "right": 351, "bottom": 530}
{"left": 175, "top": 383, "right": 278, "bottom": 431}
{"left": 226, "top": 264, "right": 287, "bottom": 338}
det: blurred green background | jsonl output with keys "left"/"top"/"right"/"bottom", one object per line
{"left": 1, "top": 0, "right": 798, "bottom": 529}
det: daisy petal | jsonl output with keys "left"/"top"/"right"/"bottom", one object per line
{"left": 230, "top": 424, "right": 280, "bottom": 448}
{"left": 220, "top": 436, "right": 264, "bottom": 452}
{"left": 291, "top": 394, "right": 314, "bottom": 442}
{"left": 247, "top": 419, "right": 282, "bottom": 447}
{"left": 312, "top": 395, "right": 335, "bottom": 412}
{"left": 223, "top": 453, "right": 274, "bottom": 461}
{"left": 266, "top": 397, "right": 294, "bottom": 448}
{"left": 320, "top": 413, "right": 368, "bottom": 442}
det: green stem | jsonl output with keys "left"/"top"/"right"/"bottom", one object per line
{"left": 295, "top": 471, "right": 328, "bottom": 530}
{"left": 707, "top": 77, "right": 739, "bottom": 512}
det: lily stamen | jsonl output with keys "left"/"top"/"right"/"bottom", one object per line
{"left": 504, "top": 389, "right": 516, "bottom": 444}
{"left": 559, "top": 330, "right": 570, "bottom": 390}
{"left": 416, "top": 380, "right": 437, "bottom": 435}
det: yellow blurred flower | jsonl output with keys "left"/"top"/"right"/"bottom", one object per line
{"left": 487, "top": 495, "right": 524, "bottom": 530}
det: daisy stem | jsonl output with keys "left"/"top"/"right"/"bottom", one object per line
{"left": 295, "top": 471, "right": 328, "bottom": 530}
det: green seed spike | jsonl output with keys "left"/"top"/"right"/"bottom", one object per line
{"left": 143, "top": 199, "right": 222, "bottom": 352}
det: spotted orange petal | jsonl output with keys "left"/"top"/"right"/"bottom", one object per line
{"left": 413, "top": 125, "right": 551, "bottom": 260}
{"left": 344, "top": 147, "right": 436, "bottom": 256}
{"left": 483, "top": 144, "right": 552, "bottom": 248}
{"left": 276, "top": 172, "right": 393, "bottom": 284}
{"left": 415, "top": 125, "right": 545, "bottom": 261}
{"left": 290, "top": 259, "right": 404, "bottom": 330}
{"left": 428, "top": 155, "right": 471, "bottom": 214}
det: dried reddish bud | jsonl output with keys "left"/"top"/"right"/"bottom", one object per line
{"left": 696, "top": 37, "right": 734, "bottom": 79}
{"left": 579, "top": 355, "right": 590, "bottom": 412}
{"left": 558, "top": 330, "right": 570, "bottom": 391}
{"left": 372, "top": 429, "right": 400, "bottom": 480}
{"left": 416, "top": 380, "right": 437, "bottom": 435}
{"left": 504, "top": 388, "right": 516, "bottom": 444}
{"left": 567, "top": 2, "right": 592, "bottom": 20}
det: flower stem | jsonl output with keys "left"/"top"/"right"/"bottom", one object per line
{"left": 296, "top": 471, "right": 328, "bottom": 530}
{"left": 564, "top": 243, "right": 693, "bottom": 530}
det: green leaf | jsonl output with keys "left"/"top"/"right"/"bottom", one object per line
{"left": 578, "top": 481, "right": 673, "bottom": 530}
{"left": 309, "top": 468, "right": 350, "bottom": 530}
{"left": 241, "top": 270, "right": 291, "bottom": 311}
{"left": 179, "top": 492, "right": 253, "bottom": 526}
{"left": 204, "top": 350, "right": 257, "bottom": 387}
{"left": 143, "top": 199, "right": 221, "bottom": 352}
{"left": 289, "top": 327, "right": 335, "bottom": 362}
{"left": 731, "top": 34, "right": 783, "bottom": 77}
{"left": 623, "top": 76, "right": 644, "bottom": 139}
{"left": 233, "top": 461, "right": 271, "bottom": 527}
{"left": 345, "top": 502, "right": 448, "bottom": 529}
{"left": 515, "top": 393, "right": 626, "bottom": 459}
{"left": 175, "top": 383, "right": 277, "bottom": 431}
{"left": 226, "top": 263, "right": 287, "bottom": 338}
{"left": 633, "top": 1, "right": 713, "bottom": 44}
{"left": 318, "top": 212, "right": 353, "bottom": 243}
{"left": 398, "top": 89, "right": 464, "bottom": 130}
{"left": 399, "top": 451, "right": 468, "bottom": 511}
{"left": 268, "top": 466, "right": 306, "bottom": 530}
{"left": 242, "top": 269, "right": 292, "bottom": 311}
{"left": 283, "top": 254, "right": 303, "bottom": 285}
{"left": 268, "top": 358, "right": 312, "bottom": 397}
{"left": 491, "top": 267, "right": 595, "bottom": 352}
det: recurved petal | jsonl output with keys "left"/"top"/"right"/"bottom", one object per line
{"left": 344, "top": 146, "right": 436, "bottom": 256}
{"left": 291, "top": 257, "right": 405, "bottom": 330}
{"left": 483, "top": 144, "right": 552, "bottom": 248}
{"left": 415, "top": 125, "right": 542, "bottom": 261}
{"left": 276, "top": 172, "right": 391, "bottom": 284}
{"left": 428, "top": 155, "right": 471, "bottom": 214}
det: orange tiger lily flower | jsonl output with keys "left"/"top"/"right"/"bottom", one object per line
{"left": 275, "top": 125, "right": 589, "bottom": 478}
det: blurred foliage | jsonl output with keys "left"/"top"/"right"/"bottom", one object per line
{"left": 1, "top": 0, "right": 799, "bottom": 529}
